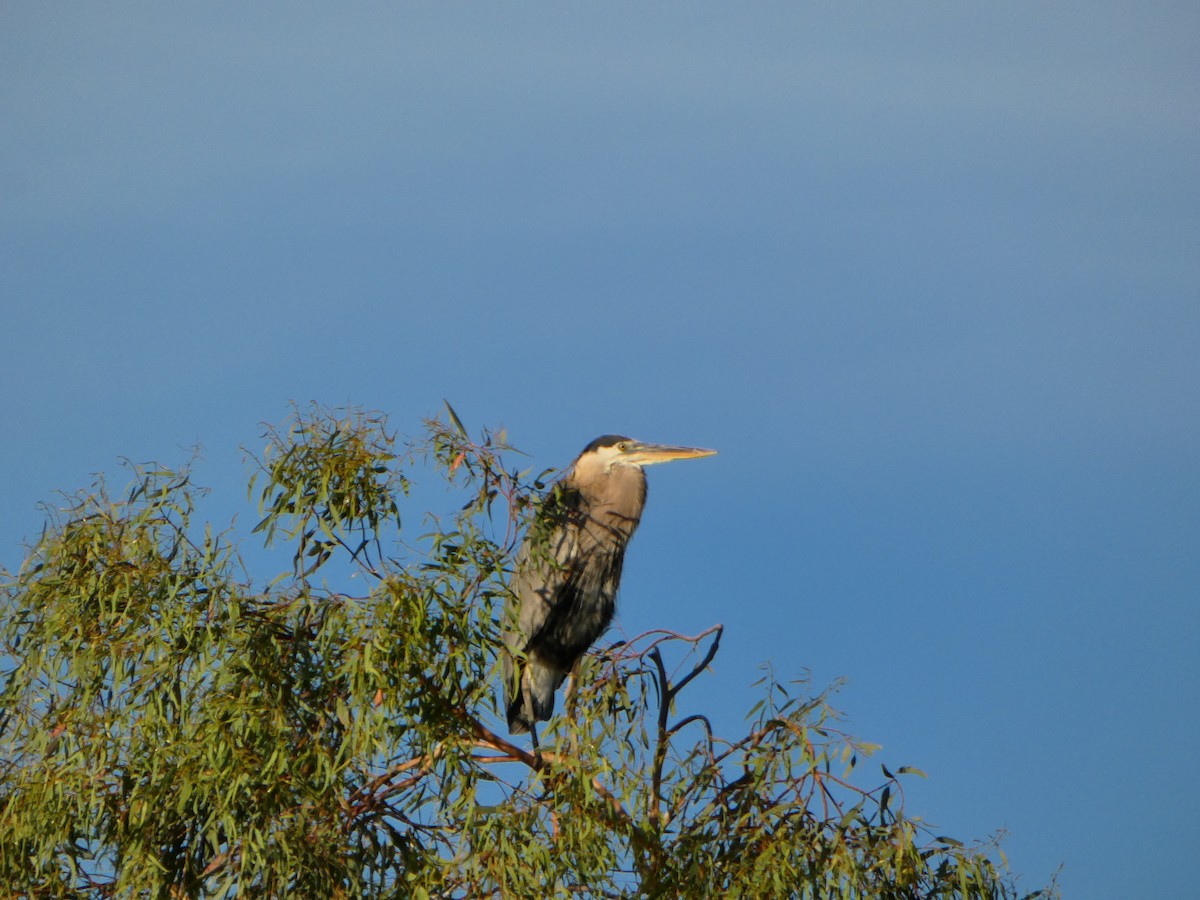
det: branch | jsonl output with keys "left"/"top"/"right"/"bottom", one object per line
{"left": 631, "top": 627, "right": 723, "bottom": 828}
{"left": 466, "top": 718, "right": 641, "bottom": 831}
{"left": 669, "top": 625, "right": 722, "bottom": 696}
{"left": 600, "top": 624, "right": 724, "bottom": 667}
{"left": 343, "top": 746, "right": 443, "bottom": 826}
{"left": 648, "top": 647, "right": 670, "bottom": 827}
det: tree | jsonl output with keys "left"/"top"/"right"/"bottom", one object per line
{"left": 0, "top": 405, "right": 1055, "bottom": 898}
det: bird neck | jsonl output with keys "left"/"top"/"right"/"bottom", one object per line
{"left": 570, "top": 463, "right": 647, "bottom": 534}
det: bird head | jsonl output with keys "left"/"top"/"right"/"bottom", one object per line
{"left": 575, "top": 435, "right": 717, "bottom": 474}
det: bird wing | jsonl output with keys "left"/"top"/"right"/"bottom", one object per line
{"left": 508, "top": 484, "right": 585, "bottom": 658}
{"left": 503, "top": 484, "right": 588, "bottom": 731}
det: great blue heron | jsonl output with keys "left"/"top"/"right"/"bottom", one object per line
{"left": 503, "top": 434, "right": 717, "bottom": 740}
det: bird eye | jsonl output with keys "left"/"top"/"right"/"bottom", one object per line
{"left": 617, "top": 441, "right": 629, "bottom": 451}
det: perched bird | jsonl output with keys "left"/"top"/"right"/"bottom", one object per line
{"left": 503, "top": 434, "right": 717, "bottom": 738}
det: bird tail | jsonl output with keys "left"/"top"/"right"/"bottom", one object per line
{"left": 505, "top": 655, "right": 564, "bottom": 734}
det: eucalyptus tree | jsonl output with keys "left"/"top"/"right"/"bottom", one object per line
{"left": 0, "top": 405, "right": 1054, "bottom": 898}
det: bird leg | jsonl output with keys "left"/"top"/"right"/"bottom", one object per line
{"left": 564, "top": 657, "right": 582, "bottom": 721}
{"left": 529, "top": 723, "right": 543, "bottom": 769}
{"left": 521, "top": 672, "right": 544, "bottom": 769}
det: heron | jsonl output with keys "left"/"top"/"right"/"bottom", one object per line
{"left": 502, "top": 434, "right": 717, "bottom": 741}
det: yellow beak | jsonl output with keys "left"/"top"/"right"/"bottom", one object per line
{"left": 622, "top": 441, "right": 718, "bottom": 467}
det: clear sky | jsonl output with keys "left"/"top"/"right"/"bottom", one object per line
{"left": 3, "top": 4, "right": 1197, "bottom": 896}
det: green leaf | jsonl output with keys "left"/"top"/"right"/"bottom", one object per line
{"left": 444, "top": 399, "right": 468, "bottom": 437}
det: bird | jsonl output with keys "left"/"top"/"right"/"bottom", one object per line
{"left": 502, "top": 434, "right": 717, "bottom": 740}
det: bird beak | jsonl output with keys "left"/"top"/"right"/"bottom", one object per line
{"left": 623, "top": 442, "right": 718, "bottom": 467}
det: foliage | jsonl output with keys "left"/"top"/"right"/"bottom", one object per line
{"left": 0, "top": 404, "right": 1055, "bottom": 898}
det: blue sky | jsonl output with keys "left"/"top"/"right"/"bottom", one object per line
{"left": 3, "top": 3, "right": 1197, "bottom": 895}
